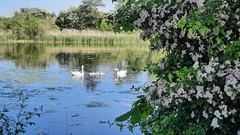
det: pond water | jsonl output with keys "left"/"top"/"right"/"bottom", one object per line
{"left": 0, "top": 43, "right": 160, "bottom": 135}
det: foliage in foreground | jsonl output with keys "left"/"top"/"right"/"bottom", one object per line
{"left": 0, "top": 91, "right": 42, "bottom": 134}
{"left": 110, "top": 0, "right": 240, "bottom": 134}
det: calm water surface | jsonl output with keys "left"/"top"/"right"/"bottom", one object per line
{"left": 0, "top": 43, "right": 160, "bottom": 135}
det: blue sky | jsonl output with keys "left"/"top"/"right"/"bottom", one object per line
{"left": 0, "top": 0, "right": 115, "bottom": 17}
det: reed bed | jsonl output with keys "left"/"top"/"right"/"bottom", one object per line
{"left": 0, "top": 30, "right": 148, "bottom": 44}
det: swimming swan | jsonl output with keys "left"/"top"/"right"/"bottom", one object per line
{"left": 114, "top": 68, "right": 127, "bottom": 77}
{"left": 71, "top": 65, "right": 85, "bottom": 76}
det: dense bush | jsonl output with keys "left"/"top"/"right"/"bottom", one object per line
{"left": 97, "top": 19, "right": 113, "bottom": 31}
{"left": 111, "top": 0, "right": 240, "bottom": 134}
{"left": 0, "top": 8, "right": 58, "bottom": 40}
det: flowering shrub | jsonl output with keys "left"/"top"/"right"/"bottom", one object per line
{"left": 111, "top": 0, "right": 240, "bottom": 134}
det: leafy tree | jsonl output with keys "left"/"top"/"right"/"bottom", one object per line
{"left": 55, "top": 0, "right": 105, "bottom": 30}
{"left": 20, "top": 8, "right": 55, "bottom": 19}
{"left": 0, "top": 17, "right": 4, "bottom": 31}
{"left": 19, "top": 8, "right": 57, "bottom": 30}
{"left": 7, "top": 12, "right": 45, "bottom": 39}
{"left": 55, "top": 10, "right": 67, "bottom": 31}
{"left": 96, "top": 11, "right": 114, "bottom": 31}
{"left": 8, "top": 12, "right": 26, "bottom": 39}
{"left": 1, "top": 8, "right": 58, "bottom": 39}
{"left": 97, "top": 19, "right": 113, "bottom": 31}
{"left": 55, "top": 6, "right": 80, "bottom": 30}
{"left": 24, "top": 16, "right": 46, "bottom": 39}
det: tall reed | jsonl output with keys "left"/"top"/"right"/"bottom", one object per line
{"left": 0, "top": 30, "right": 148, "bottom": 44}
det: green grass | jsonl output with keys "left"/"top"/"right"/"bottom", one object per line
{"left": 35, "top": 34, "right": 145, "bottom": 44}
{"left": 0, "top": 32, "right": 148, "bottom": 45}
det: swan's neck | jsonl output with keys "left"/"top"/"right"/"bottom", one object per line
{"left": 82, "top": 67, "right": 84, "bottom": 74}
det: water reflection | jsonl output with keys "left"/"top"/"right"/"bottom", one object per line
{"left": 0, "top": 43, "right": 159, "bottom": 70}
{"left": 0, "top": 43, "right": 162, "bottom": 135}
{"left": 71, "top": 75, "right": 84, "bottom": 83}
{"left": 2, "top": 44, "right": 48, "bottom": 69}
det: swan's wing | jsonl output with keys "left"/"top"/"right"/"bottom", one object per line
{"left": 118, "top": 74, "right": 127, "bottom": 77}
{"left": 71, "top": 71, "right": 83, "bottom": 76}
{"left": 119, "top": 70, "right": 127, "bottom": 74}
{"left": 70, "top": 71, "right": 76, "bottom": 75}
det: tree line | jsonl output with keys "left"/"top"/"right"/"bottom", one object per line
{"left": 0, "top": 0, "right": 116, "bottom": 39}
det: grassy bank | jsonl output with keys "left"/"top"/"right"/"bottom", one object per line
{"left": 0, "top": 30, "right": 148, "bottom": 44}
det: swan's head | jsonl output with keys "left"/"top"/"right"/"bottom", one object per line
{"left": 114, "top": 68, "right": 119, "bottom": 72}
{"left": 81, "top": 65, "right": 85, "bottom": 68}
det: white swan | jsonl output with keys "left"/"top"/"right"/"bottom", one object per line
{"left": 114, "top": 68, "right": 127, "bottom": 77}
{"left": 71, "top": 65, "right": 84, "bottom": 76}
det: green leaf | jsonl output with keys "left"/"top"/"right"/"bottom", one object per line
{"left": 220, "top": 30, "right": 226, "bottom": 36}
{"left": 173, "top": 22, "right": 176, "bottom": 29}
{"left": 179, "top": 18, "right": 186, "bottom": 31}
{"left": 130, "top": 106, "right": 141, "bottom": 124}
{"left": 174, "top": 71, "right": 184, "bottom": 81}
{"left": 132, "top": 96, "right": 144, "bottom": 107}
{"left": 141, "top": 111, "right": 148, "bottom": 120}
{"left": 196, "top": 21, "right": 201, "bottom": 26}
{"left": 160, "top": 116, "right": 169, "bottom": 124}
{"left": 188, "top": 28, "right": 194, "bottom": 37}
{"left": 168, "top": 73, "right": 173, "bottom": 82}
{"left": 173, "top": 20, "right": 176, "bottom": 29}
{"left": 116, "top": 123, "right": 125, "bottom": 132}
{"left": 208, "top": 48, "right": 214, "bottom": 55}
{"left": 196, "top": 10, "right": 201, "bottom": 15}
{"left": 153, "top": 127, "right": 159, "bottom": 133}
{"left": 169, "top": 112, "right": 175, "bottom": 118}
{"left": 183, "top": 66, "right": 189, "bottom": 72}
{"left": 210, "top": 37, "right": 213, "bottom": 44}
{"left": 115, "top": 110, "right": 133, "bottom": 122}
{"left": 216, "top": 37, "right": 222, "bottom": 44}
{"left": 199, "top": 29, "right": 205, "bottom": 36}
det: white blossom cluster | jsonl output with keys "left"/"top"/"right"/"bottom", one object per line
{"left": 115, "top": 0, "right": 240, "bottom": 132}
{"left": 147, "top": 58, "right": 240, "bottom": 128}
{"left": 136, "top": 0, "right": 240, "bottom": 130}
{"left": 131, "top": 0, "right": 240, "bottom": 53}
